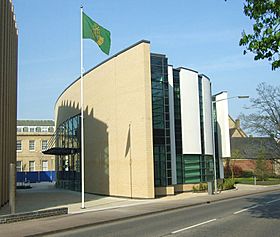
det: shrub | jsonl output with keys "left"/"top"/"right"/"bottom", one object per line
{"left": 222, "top": 178, "right": 235, "bottom": 190}
{"left": 241, "top": 170, "right": 254, "bottom": 178}
{"left": 192, "top": 185, "right": 198, "bottom": 192}
{"left": 192, "top": 183, "right": 208, "bottom": 192}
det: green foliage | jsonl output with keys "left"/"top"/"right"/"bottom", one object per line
{"left": 225, "top": 150, "right": 244, "bottom": 179}
{"left": 240, "top": 83, "right": 280, "bottom": 157}
{"left": 239, "top": 0, "right": 280, "bottom": 70}
{"left": 255, "top": 147, "right": 269, "bottom": 181}
{"left": 222, "top": 178, "right": 236, "bottom": 190}
{"left": 242, "top": 170, "right": 254, "bottom": 178}
{"left": 192, "top": 183, "right": 208, "bottom": 192}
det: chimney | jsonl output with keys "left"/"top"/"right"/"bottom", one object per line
{"left": 235, "top": 119, "right": 240, "bottom": 129}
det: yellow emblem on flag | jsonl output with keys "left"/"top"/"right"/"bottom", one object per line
{"left": 92, "top": 23, "right": 104, "bottom": 46}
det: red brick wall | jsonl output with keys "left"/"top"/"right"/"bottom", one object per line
{"left": 232, "top": 160, "right": 273, "bottom": 173}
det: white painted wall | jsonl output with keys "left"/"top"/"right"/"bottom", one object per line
{"left": 215, "top": 92, "right": 230, "bottom": 179}
{"left": 202, "top": 76, "right": 214, "bottom": 155}
{"left": 179, "top": 69, "right": 201, "bottom": 154}
{"left": 215, "top": 92, "right": 231, "bottom": 158}
{"left": 168, "top": 66, "right": 177, "bottom": 185}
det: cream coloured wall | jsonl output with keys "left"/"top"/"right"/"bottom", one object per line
{"left": 55, "top": 41, "right": 155, "bottom": 198}
{"left": 17, "top": 133, "right": 55, "bottom": 171}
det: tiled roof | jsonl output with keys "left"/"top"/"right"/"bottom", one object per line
{"left": 17, "top": 120, "right": 54, "bottom": 126}
{"left": 230, "top": 137, "right": 279, "bottom": 159}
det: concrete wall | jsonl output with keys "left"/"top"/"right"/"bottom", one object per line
{"left": 0, "top": 0, "right": 18, "bottom": 208}
{"left": 55, "top": 41, "right": 155, "bottom": 198}
{"left": 17, "top": 133, "right": 55, "bottom": 171}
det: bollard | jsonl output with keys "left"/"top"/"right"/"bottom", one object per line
{"left": 9, "top": 163, "right": 16, "bottom": 214}
{"left": 208, "top": 181, "right": 213, "bottom": 195}
{"left": 254, "top": 176, "right": 257, "bottom": 185}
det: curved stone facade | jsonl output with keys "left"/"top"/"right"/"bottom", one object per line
{"left": 55, "top": 41, "right": 227, "bottom": 198}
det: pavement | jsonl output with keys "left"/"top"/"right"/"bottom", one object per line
{"left": 0, "top": 182, "right": 279, "bottom": 237}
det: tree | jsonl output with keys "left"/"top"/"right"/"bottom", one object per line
{"left": 225, "top": 149, "right": 243, "bottom": 179}
{"left": 255, "top": 147, "right": 269, "bottom": 180}
{"left": 237, "top": 0, "right": 280, "bottom": 70}
{"left": 240, "top": 82, "right": 280, "bottom": 161}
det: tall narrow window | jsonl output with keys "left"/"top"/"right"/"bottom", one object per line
{"left": 16, "top": 140, "right": 22, "bottom": 151}
{"left": 29, "top": 161, "right": 35, "bottom": 171}
{"left": 29, "top": 140, "right": 35, "bottom": 151}
{"left": 16, "top": 161, "right": 22, "bottom": 172}
{"left": 42, "top": 160, "right": 48, "bottom": 171}
{"left": 42, "top": 140, "right": 48, "bottom": 151}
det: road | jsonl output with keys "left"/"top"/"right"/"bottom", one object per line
{"left": 45, "top": 190, "right": 280, "bottom": 237}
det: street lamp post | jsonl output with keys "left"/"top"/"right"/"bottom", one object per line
{"left": 212, "top": 95, "right": 249, "bottom": 194}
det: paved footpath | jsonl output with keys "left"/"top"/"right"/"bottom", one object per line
{"left": 0, "top": 183, "right": 279, "bottom": 237}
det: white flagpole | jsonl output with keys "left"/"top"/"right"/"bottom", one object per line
{"left": 80, "top": 6, "right": 85, "bottom": 209}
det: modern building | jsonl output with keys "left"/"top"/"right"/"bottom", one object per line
{"left": 0, "top": 0, "right": 18, "bottom": 208}
{"left": 16, "top": 120, "right": 55, "bottom": 172}
{"left": 45, "top": 40, "right": 230, "bottom": 198}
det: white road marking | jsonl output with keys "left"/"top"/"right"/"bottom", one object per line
{"left": 233, "top": 205, "right": 259, "bottom": 215}
{"left": 234, "top": 197, "right": 280, "bottom": 215}
{"left": 266, "top": 198, "right": 280, "bottom": 204}
{"left": 171, "top": 219, "right": 217, "bottom": 234}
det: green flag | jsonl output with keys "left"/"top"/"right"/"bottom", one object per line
{"left": 83, "top": 12, "right": 111, "bottom": 55}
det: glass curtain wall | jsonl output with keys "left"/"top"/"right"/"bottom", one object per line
{"left": 213, "top": 103, "right": 220, "bottom": 178}
{"left": 151, "top": 54, "right": 172, "bottom": 187}
{"left": 173, "top": 70, "right": 214, "bottom": 184}
{"left": 56, "top": 114, "right": 81, "bottom": 191}
{"left": 173, "top": 69, "right": 183, "bottom": 184}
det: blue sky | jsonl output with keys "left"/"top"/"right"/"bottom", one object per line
{"left": 14, "top": 0, "right": 279, "bottom": 120}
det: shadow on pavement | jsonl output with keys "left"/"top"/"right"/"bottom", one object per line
{"left": 0, "top": 182, "right": 104, "bottom": 215}
{"left": 245, "top": 192, "right": 280, "bottom": 220}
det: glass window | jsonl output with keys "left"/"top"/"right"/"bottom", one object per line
{"left": 29, "top": 161, "right": 35, "bottom": 171}
{"left": 30, "top": 127, "right": 35, "bottom": 132}
{"left": 17, "top": 127, "right": 22, "bottom": 132}
{"left": 42, "top": 160, "right": 48, "bottom": 171}
{"left": 16, "top": 140, "right": 22, "bottom": 151}
{"left": 16, "top": 161, "right": 22, "bottom": 172}
{"left": 41, "top": 127, "right": 48, "bottom": 132}
{"left": 23, "top": 127, "right": 28, "bottom": 132}
{"left": 29, "top": 140, "right": 35, "bottom": 151}
{"left": 48, "top": 126, "right": 54, "bottom": 132}
{"left": 42, "top": 140, "right": 48, "bottom": 151}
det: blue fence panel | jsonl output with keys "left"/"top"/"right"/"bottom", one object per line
{"left": 16, "top": 171, "right": 56, "bottom": 183}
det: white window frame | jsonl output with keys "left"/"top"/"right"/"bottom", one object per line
{"left": 16, "top": 140, "right": 22, "bottom": 151}
{"left": 42, "top": 160, "right": 48, "bottom": 171}
{"left": 41, "top": 140, "right": 48, "bottom": 151}
{"left": 29, "top": 161, "right": 35, "bottom": 171}
{"left": 29, "top": 140, "right": 35, "bottom": 151}
{"left": 16, "top": 161, "right": 22, "bottom": 172}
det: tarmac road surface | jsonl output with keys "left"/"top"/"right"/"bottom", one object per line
{"left": 45, "top": 190, "right": 280, "bottom": 237}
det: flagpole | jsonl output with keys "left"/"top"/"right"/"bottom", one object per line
{"left": 80, "top": 5, "right": 85, "bottom": 209}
